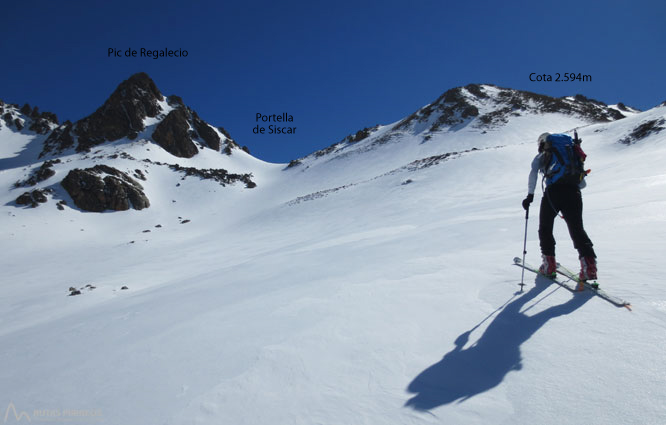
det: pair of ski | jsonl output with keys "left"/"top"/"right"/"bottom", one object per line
{"left": 513, "top": 257, "right": 631, "bottom": 310}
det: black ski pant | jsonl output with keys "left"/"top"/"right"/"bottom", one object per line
{"left": 538, "top": 184, "right": 596, "bottom": 259}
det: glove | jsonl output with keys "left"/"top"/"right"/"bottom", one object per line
{"left": 522, "top": 194, "right": 534, "bottom": 211}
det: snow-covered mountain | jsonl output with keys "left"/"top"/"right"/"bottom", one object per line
{"left": 1, "top": 76, "right": 665, "bottom": 424}
{"left": 1, "top": 72, "right": 263, "bottom": 214}
{"left": 285, "top": 84, "right": 641, "bottom": 188}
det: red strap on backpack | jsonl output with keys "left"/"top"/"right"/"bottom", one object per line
{"left": 574, "top": 144, "right": 587, "bottom": 161}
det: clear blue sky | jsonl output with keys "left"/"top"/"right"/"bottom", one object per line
{"left": 1, "top": 0, "right": 664, "bottom": 163}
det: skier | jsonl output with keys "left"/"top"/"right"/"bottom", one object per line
{"left": 522, "top": 132, "right": 597, "bottom": 281}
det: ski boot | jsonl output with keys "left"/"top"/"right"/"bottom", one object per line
{"left": 579, "top": 256, "right": 597, "bottom": 281}
{"left": 539, "top": 255, "right": 557, "bottom": 278}
{"left": 577, "top": 256, "right": 599, "bottom": 290}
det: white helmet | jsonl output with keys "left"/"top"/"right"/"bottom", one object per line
{"left": 537, "top": 132, "right": 550, "bottom": 152}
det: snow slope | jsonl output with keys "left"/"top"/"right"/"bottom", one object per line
{"left": 1, "top": 89, "right": 665, "bottom": 424}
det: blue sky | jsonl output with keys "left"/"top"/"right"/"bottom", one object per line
{"left": 1, "top": 0, "right": 664, "bottom": 163}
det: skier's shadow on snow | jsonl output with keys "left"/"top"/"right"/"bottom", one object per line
{"left": 405, "top": 277, "right": 593, "bottom": 411}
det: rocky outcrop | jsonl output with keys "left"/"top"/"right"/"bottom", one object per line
{"left": 15, "top": 159, "right": 61, "bottom": 187}
{"left": 619, "top": 118, "right": 666, "bottom": 145}
{"left": 476, "top": 88, "right": 626, "bottom": 124}
{"left": 151, "top": 105, "right": 240, "bottom": 157}
{"left": 150, "top": 80, "right": 243, "bottom": 157}
{"left": 344, "top": 126, "right": 380, "bottom": 145}
{"left": 41, "top": 121, "right": 75, "bottom": 156}
{"left": 1, "top": 112, "right": 11, "bottom": 127}
{"left": 167, "top": 95, "right": 185, "bottom": 108}
{"left": 29, "top": 111, "right": 59, "bottom": 134}
{"left": 152, "top": 108, "right": 198, "bottom": 158}
{"left": 168, "top": 163, "right": 256, "bottom": 188}
{"left": 395, "top": 86, "right": 481, "bottom": 132}
{"left": 0, "top": 101, "right": 58, "bottom": 135}
{"left": 61, "top": 165, "right": 150, "bottom": 212}
{"left": 296, "top": 125, "right": 381, "bottom": 164}
{"left": 192, "top": 111, "right": 221, "bottom": 151}
{"left": 16, "top": 189, "right": 50, "bottom": 208}
{"left": 23, "top": 104, "right": 59, "bottom": 134}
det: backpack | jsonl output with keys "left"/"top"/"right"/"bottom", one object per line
{"left": 542, "top": 133, "right": 586, "bottom": 186}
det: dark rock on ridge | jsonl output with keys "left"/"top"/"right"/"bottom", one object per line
{"left": 152, "top": 108, "right": 199, "bottom": 158}
{"left": 42, "top": 121, "right": 75, "bottom": 156}
{"left": 192, "top": 110, "right": 221, "bottom": 151}
{"left": 2, "top": 113, "right": 12, "bottom": 127}
{"left": 0, "top": 101, "right": 57, "bottom": 134}
{"left": 297, "top": 125, "right": 382, "bottom": 164}
{"left": 395, "top": 85, "right": 481, "bottom": 132}
{"left": 152, "top": 104, "right": 240, "bottom": 157}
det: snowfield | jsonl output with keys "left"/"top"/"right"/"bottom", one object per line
{"left": 1, "top": 90, "right": 665, "bottom": 424}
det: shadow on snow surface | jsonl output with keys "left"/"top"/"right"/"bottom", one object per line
{"left": 405, "top": 276, "right": 592, "bottom": 411}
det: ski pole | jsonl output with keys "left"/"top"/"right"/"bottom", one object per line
{"left": 519, "top": 208, "right": 529, "bottom": 292}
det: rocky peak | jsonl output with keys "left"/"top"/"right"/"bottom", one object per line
{"left": 395, "top": 85, "right": 481, "bottom": 133}
{"left": 1, "top": 100, "right": 59, "bottom": 134}
{"left": 41, "top": 72, "right": 164, "bottom": 156}
{"left": 74, "top": 72, "right": 164, "bottom": 151}
{"left": 394, "top": 84, "right": 629, "bottom": 135}
{"left": 39, "top": 72, "right": 243, "bottom": 159}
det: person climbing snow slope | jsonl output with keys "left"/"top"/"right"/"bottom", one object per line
{"left": 522, "top": 131, "right": 597, "bottom": 281}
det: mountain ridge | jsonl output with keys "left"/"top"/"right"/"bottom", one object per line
{"left": 0, "top": 75, "right": 647, "bottom": 168}
{"left": 1, "top": 74, "right": 662, "bottom": 214}
{"left": 289, "top": 83, "right": 640, "bottom": 168}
